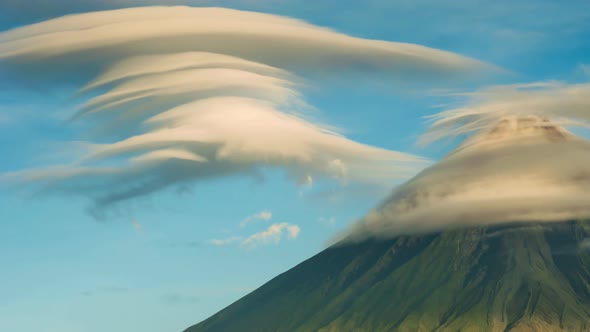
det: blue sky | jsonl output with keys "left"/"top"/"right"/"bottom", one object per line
{"left": 0, "top": 1, "right": 589, "bottom": 332}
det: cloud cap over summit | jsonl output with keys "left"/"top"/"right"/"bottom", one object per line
{"left": 348, "top": 116, "right": 590, "bottom": 241}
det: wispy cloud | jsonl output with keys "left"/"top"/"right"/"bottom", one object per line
{"left": 209, "top": 236, "right": 243, "bottom": 246}
{"left": 241, "top": 222, "right": 300, "bottom": 247}
{"left": 240, "top": 210, "right": 272, "bottom": 227}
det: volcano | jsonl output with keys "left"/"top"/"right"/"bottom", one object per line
{"left": 186, "top": 220, "right": 590, "bottom": 332}
{"left": 185, "top": 117, "right": 590, "bottom": 331}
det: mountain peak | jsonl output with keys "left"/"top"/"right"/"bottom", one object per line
{"left": 347, "top": 114, "right": 590, "bottom": 240}
{"left": 456, "top": 115, "right": 572, "bottom": 152}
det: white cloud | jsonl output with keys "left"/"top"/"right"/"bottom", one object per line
{"left": 240, "top": 210, "right": 272, "bottom": 227}
{"left": 286, "top": 224, "right": 300, "bottom": 239}
{"left": 241, "top": 222, "right": 300, "bottom": 247}
{"left": 0, "top": 6, "right": 493, "bottom": 214}
{"left": 209, "top": 222, "right": 300, "bottom": 247}
{"left": 0, "top": 7, "right": 490, "bottom": 74}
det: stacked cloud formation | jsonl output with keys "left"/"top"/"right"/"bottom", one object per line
{"left": 349, "top": 82, "right": 590, "bottom": 240}
{"left": 0, "top": 7, "right": 490, "bottom": 216}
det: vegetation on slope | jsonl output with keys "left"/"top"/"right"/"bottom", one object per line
{"left": 186, "top": 221, "right": 590, "bottom": 332}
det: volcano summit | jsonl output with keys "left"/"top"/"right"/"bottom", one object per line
{"left": 351, "top": 116, "right": 590, "bottom": 240}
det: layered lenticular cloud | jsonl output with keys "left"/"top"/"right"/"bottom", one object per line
{"left": 0, "top": 7, "right": 491, "bottom": 215}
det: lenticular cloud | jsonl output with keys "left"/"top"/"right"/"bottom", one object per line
{"left": 0, "top": 6, "right": 489, "bottom": 215}
{"left": 0, "top": 6, "right": 488, "bottom": 74}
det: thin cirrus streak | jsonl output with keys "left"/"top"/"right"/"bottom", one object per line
{"left": 0, "top": 6, "right": 494, "bottom": 216}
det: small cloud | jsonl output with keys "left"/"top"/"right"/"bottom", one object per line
{"left": 287, "top": 224, "right": 300, "bottom": 239}
{"left": 209, "top": 236, "right": 243, "bottom": 246}
{"left": 318, "top": 216, "right": 337, "bottom": 227}
{"left": 131, "top": 219, "right": 142, "bottom": 231}
{"left": 239, "top": 210, "right": 272, "bottom": 227}
{"left": 241, "top": 222, "right": 300, "bottom": 247}
{"left": 579, "top": 64, "right": 590, "bottom": 78}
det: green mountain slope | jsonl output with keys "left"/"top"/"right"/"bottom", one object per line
{"left": 185, "top": 221, "right": 590, "bottom": 332}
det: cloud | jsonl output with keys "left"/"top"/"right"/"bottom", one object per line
{"left": 286, "top": 224, "right": 300, "bottom": 239}
{"left": 209, "top": 236, "right": 242, "bottom": 246}
{"left": 241, "top": 222, "right": 300, "bottom": 247}
{"left": 0, "top": 7, "right": 489, "bottom": 76}
{"left": 342, "top": 82, "right": 590, "bottom": 241}
{"left": 209, "top": 222, "right": 299, "bottom": 247}
{"left": 0, "top": 7, "right": 489, "bottom": 215}
{"left": 240, "top": 210, "right": 272, "bottom": 227}
{"left": 421, "top": 81, "right": 590, "bottom": 145}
